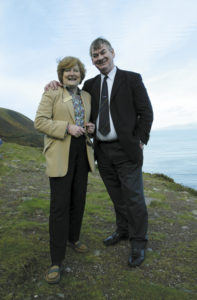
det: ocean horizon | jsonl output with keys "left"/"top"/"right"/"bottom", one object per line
{"left": 143, "top": 125, "right": 197, "bottom": 191}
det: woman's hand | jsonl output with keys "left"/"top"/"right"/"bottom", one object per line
{"left": 85, "top": 122, "right": 95, "bottom": 134}
{"left": 68, "top": 124, "right": 85, "bottom": 137}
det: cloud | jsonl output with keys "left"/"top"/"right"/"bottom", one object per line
{"left": 114, "top": 0, "right": 197, "bottom": 72}
{"left": 0, "top": 0, "right": 197, "bottom": 129}
{"left": 148, "top": 59, "right": 197, "bottom": 128}
{"left": 0, "top": 74, "right": 45, "bottom": 121}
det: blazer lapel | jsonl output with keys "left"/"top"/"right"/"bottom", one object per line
{"left": 62, "top": 88, "right": 75, "bottom": 121}
{"left": 81, "top": 90, "right": 89, "bottom": 123}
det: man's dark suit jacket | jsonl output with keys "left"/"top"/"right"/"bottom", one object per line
{"left": 83, "top": 68, "right": 153, "bottom": 165}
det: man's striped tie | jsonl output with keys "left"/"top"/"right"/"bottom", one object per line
{"left": 98, "top": 75, "right": 110, "bottom": 136}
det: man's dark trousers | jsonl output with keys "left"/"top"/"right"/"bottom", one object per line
{"left": 95, "top": 140, "right": 148, "bottom": 249}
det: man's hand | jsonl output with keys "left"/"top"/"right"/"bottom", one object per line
{"left": 68, "top": 124, "right": 85, "bottom": 137}
{"left": 44, "top": 80, "right": 62, "bottom": 91}
{"left": 85, "top": 122, "right": 95, "bottom": 134}
{"left": 139, "top": 141, "right": 144, "bottom": 150}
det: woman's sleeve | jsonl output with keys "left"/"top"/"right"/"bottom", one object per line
{"left": 34, "top": 90, "right": 68, "bottom": 139}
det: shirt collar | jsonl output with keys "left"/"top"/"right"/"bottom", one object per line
{"left": 101, "top": 66, "right": 117, "bottom": 81}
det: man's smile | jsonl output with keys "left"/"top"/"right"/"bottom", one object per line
{"left": 96, "top": 58, "right": 108, "bottom": 66}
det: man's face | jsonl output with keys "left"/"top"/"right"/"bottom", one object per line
{"left": 91, "top": 44, "right": 115, "bottom": 74}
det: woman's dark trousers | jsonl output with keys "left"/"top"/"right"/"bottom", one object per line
{"left": 49, "top": 136, "right": 89, "bottom": 266}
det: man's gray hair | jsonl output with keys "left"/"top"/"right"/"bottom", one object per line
{"left": 89, "top": 37, "right": 113, "bottom": 56}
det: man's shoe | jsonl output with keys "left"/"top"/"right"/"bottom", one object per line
{"left": 128, "top": 248, "right": 145, "bottom": 267}
{"left": 103, "top": 231, "right": 128, "bottom": 246}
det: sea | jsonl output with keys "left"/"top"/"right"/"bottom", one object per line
{"left": 143, "top": 126, "right": 197, "bottom": 191}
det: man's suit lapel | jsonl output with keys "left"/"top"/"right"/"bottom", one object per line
{"left": 91, "top": 75, "right": 101, "bottom": 118}
{"left": 111, "top": 68, "right": 124, "bottom": 101}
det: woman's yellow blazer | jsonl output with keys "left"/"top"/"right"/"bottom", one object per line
{"left": 34, "top": 87, "right": 95, "bottom": 177}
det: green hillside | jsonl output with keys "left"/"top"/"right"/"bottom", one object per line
{"left": 0, "top": 107, "right": 43, "bottom": 147}
{"left": 0, "top": 142, "right": 197, "bottom": 300}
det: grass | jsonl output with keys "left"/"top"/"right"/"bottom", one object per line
{"left": 19, "top": 197, "right": 49, "bottom": 216}
{"left": 150, "top": 173, "right": 197, "bottom": 196}
{"left": 0, "top": 142, "right": 197, "bottom": 299}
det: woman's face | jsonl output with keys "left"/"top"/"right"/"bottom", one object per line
{"left": 62, "top": 64, "right": 81, "bottom": 88}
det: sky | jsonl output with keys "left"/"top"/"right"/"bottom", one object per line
{"left": 0, "top": 0, "right": 197, "bottom": 130}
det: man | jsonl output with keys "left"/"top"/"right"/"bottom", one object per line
{"left": 46, "top": 37, "right": 153, "bottom": 267}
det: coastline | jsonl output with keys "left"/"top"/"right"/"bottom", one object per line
{"left": 143, "top": 126, "right": 197, "bottom": 191}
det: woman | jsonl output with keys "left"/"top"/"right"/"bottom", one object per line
{"left": 34, "top": 56, "right": 95, "bottom": 284}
